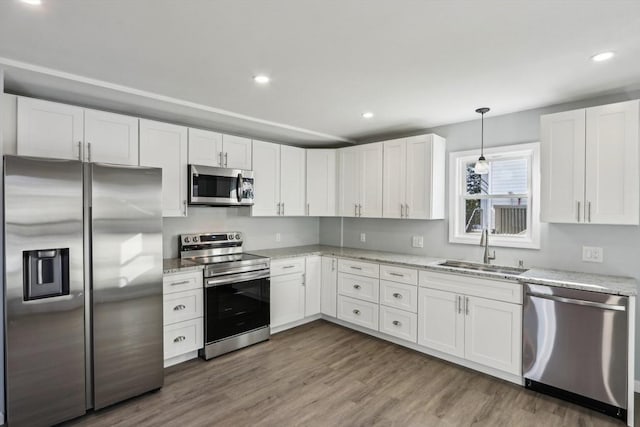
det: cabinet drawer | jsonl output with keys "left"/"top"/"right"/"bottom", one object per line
{"left": 338, "top": 273, "right": 379, "bottom": 303}
{"left": 163, "top": 318, "right": 203, "bottom": 360}
{"left": 338, "top": 258, "right": 379, "bottom": 278}
{"left": 380, "top": 280, "right": 418, "bottom": 313}
{"left": 379, "top": 305, "right": 417, "bottom": 343}
{"left": 419, "top": 270, "right": 522, "bottom": 304}
{"left": 338, "top": 295, "right": 378, "bottom": 331}
{"left": 163, "top": 271, "right": 203, "bottom": 294}
{"left": 163, "top": 289, "right": 203, "bottom": 326}
{"left": 271, "top": 257, "right": 306, "bottom": 277}
{"left": 380, "top": 264, "right": 417, "bottom": 285}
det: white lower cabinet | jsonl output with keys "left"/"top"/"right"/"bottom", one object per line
{"left": 338, "top": 295, "right": 379, "bottom": 330}
{"left": 271, "top": 257, "right": 307, "bottom": 329}
{"left": 338, "top": 272, "right": 379, "bottom": 303}
{"left": 320, "top": 256, "right": 338, "bottom": 317}
{"left": 380, "top": 280, "right": 417, "bottom": 313}
{"left": 379, "top": 305, "right": 417, "bottom": 343}
{"left": 305, "top": 256, "right": 322, "bottom": 317}
{"left": 418, "top": 287, "right": 465, "bottom": 358}
{"left": 163, "top": 271, "right": 204, "bottom": 367}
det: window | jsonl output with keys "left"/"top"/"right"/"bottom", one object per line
{"left": 449, "top": 142, "right": 540, "bottom": 249}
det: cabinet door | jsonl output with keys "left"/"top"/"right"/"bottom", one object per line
{"left": 358, "top": 142, "right": 383, "bottom": 217}
{"left": 406, "top": 134, "right": 446, "bottom": 219}
{"left": 271, "top": 274, "right": 305, "bottom": 328}
{"left": 223, "top": 134, "right": 252, "bottom": 170}
{"left": 188, "top": 128, "right": 222, "bottom": 167}
{"left": 84, "top": 109, "right": 139, "bottom": 165}
{"left": 320, "top": 256, "right": 338, "bottom": 317}
{"left": 139, "top": 119, "right": 188, "bottom": 217}
{"left": 540, "top": 109, "right": 586, "bottom": 223}
{"left": 17, "top": 97, "right": 84, "bottom": 160}
{"left": 251, "top": 140, "right": 280, "bottom": 216}
{"left": 305, "top": 256, "right": 322, "bottom": 317}
{"left": 280, "top": 145, "right": 306, "bottom": 216}
{"left": 382, "top": 138, "right": 406, "bottom": 218}
{"left": 338, "top": 147, "right": 360, "bottom": 217}
{"left": 417, "top": 288, "right": 464, "bottom": 358}
{"left": 464, "top": 296, "right": 522, "bottom": 375}
{"left": 585, "top": 100, "right": 639, "bottom": 225}
{"left": 306, "top": 149, "right": 337, "bottom": 216}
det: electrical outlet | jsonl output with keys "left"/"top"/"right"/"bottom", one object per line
{"left": 582, "top": 246, "right": 603, "bottom": 263}
{"left": 412, "top": 235, "right": 424, "bottom": 248}
{"left": 276, "top": 233, "right": 281, "bottom": 242}
{"left": 360, "top": 233, "right": 366, "bottom": 243}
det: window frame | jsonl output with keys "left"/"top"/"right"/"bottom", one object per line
{"left": 448, "top": 142, "right": 541, "bottom": 249}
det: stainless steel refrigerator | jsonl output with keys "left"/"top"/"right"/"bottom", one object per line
{"left": 4, "top": 156, "right": 164, "bottom": 427}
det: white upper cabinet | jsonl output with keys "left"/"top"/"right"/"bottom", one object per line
{"left": 84, "top": 109, "right": 139, "bottom": 165}
{"left": 280, "top": 145, "right": 306, "bottom": 216}
{"left": 383, "top": 134, "right": 446, "bottom": 219}
{"left": 251, "top": 140, "right": 281, "bottom": 216}
{"left": 139, "top": 119, "right": 188, "bottom": 217}
{"left": 338, "top": 143, "right": 383, "bottom": 217}
{"left": 17, "top": 97, "right": 84, "bottom": 161}
{"left": 251, "top": 141, "right": 306, "bottom": 217}
{"left": 223, "top": 135, "right": 252, "bottom": 170}
{"left": 541, "top": 100, "right": 639, "bottom": 225}
{"left": 188, "top": 128, "right": 223, "bottom": 167}
{"left": 306, "top": 149, "right": 337, "bottom": 216}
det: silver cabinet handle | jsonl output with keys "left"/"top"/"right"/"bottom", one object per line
{"left": 392, "top": 320, "right": 402, "bottom": 326}
{"left": 350, "top": 266, "right": 362, "bottom": 270}
{"left": 405, "top": 204, "right": 409, "bottom": 218}
{"left": 577, "top": 201, "right": 581, "bottom": 222}
{"left": 353, "top": 284, "right": 361, "bottom": 290}
{"left": 400, "top": 204, "right": 404, "bottom": 218}
{"left": 587, "top": 201, "right": 591, "bottom": 222}
{"left": 358, "top": 204, "right": 362, "bottom": 217}
{"left": 457, "top": 295, "right": 462, "bottom": 314}
{"left": 219, "top": 152, "right": 223, "bottom": 166}
{"left": 307, "top": 203, "right": 310, "bottom": 216}
{"left": 283, "top": 265, "right": 295, "bottom": 269}
{"left": 183, "top": 199, "right": 187, "bottom": 215}
{"left": 331, "top": 259, "right": 336, "bottom": 271}
{"left": 173, "top": 336, "right": 186, "bottom": 343}
{"left": 281, "top": 202, "right": 285, "bottom": 216}
{"left": 355, "top": 204, "right": 358, "bottom": 216}
{"left": 277, "top": 202, "right": 281, "bottom": 215}
{"left": 224, "top": 152, "right": 228, "bottom": 167}
{"left": 170, "top": 280, "right": 190, "bottom": 286}
{"left": 392, "top": 292, "right": 402, "bottom": 299}
{"left": 353, "top": 309, "right": 360, "bottom": 315}
{"left": 465, "top": 297, "right": 470, "bottom": 315}
{"left": 87, "top": 142, "right": 91, "bottom": 162}
{"left": 77, "top": 141, "right": 82, "bottom": 160}
{"left": 389, "top": 272, "right": 404, "bottom": 277}
{"left": 173, "top": 304, "right": 186, "bottom": 311}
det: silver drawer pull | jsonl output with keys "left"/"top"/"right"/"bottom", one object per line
{"left": 173, "top": 336, "right": 186, "bottom": 343}
{"left": 282, "top": 265, "right": 296, "bottom": 269}
{"left": 173, "top": 304, "right": 186, "bottom": 311}
{"left": 389, "top": 272, "right": 404, "bottom": 277}
{"left": 350, "top": 266, "right": 362, "bottom": 270}
{"left": 170, "top": 280, "right": 190, "bottom": 286}
{"left": 353, "top": 309, "right": 361, "bottom": 315}
{"left": 353, "top": 284, "right": 361, "bottom": 290}
{"left": 392, "top": 293, "right": 402, "bottom": 299}
{"left": 392, "top": 320, "right": 402, "bottom": 326}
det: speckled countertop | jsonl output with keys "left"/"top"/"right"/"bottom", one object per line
{"left": 164, "top": 245, "right": 637, "bottom": 296}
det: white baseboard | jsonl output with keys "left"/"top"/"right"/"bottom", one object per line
{"left": 164, "top": 350, "right": 198, "bottom": 368}
{"left": 271, "top": 313, "right": 322, "bottom": 335}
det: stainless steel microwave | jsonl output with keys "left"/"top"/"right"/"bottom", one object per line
{"left": 188, "top": 165, "right": 255, "bottom": 206}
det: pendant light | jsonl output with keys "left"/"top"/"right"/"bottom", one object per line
{"left": 474, "top": 107, "right": 490, "bottom": 175}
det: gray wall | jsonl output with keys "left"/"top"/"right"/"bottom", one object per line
{"left": 320, "top": 88, "right": 640, "bottom": 381}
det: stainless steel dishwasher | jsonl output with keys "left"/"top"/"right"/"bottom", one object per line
{"left": 523, "top": 283, "right": 629, "bottom": 422}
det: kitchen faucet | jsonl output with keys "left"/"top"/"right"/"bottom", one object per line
{"left": 480, "top": 229, "right": 496, "bottom": 264}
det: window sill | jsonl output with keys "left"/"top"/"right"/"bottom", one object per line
{"left": 449, "top": 234, "right": 540, "bottom": 250}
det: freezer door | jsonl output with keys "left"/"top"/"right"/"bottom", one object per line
{"left": 4, "top": 156, "right": 86, "bottom": 427}
{"left": 90, "top": 163, "right": 164, "bottom": 409}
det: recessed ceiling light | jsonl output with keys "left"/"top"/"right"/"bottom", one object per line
{"left": 591, "top": 51, "right": 615, "bottom": 62}
{"left": 362, "top": 112, "right": 374, "bottom": 119}
{"left": 253, "top": 75, "right": 270, "bottom": 84}
{"left": 20, "top": 0, "right": 42, "bottom": 5}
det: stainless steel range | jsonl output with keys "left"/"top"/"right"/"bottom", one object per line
{"left": 179, "top": 232, "right": 270, "bottom": 359}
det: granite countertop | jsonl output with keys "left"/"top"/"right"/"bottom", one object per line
{"left": 164, "top": 245, "right": 638, "bottom": 296}
{"left": 163, "top": 258, "right": 203, "bottom": 274}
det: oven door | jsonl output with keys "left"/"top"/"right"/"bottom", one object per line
{"left": 204, "top": 270, "right": 270, "bottom": 343}
{"left": 189, "top": 164, "right": 254, "bottom": 206}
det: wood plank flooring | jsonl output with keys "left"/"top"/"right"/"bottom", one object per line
{"left": 65, "top": 320, "right": 632, "bottom": 426}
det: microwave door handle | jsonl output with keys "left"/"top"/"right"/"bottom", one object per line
{"left": 236, "top": 173, "right": 243, "bottom": 202}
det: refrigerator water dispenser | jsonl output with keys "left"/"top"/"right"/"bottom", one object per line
{"left": 23, "top": 248, "right": 70, "bottom": 300}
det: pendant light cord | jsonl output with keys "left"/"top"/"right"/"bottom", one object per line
{"left": 480, "top": 112, "right": 484, "bottom": 157}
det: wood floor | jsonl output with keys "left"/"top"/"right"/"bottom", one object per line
{"left": 65, "top": 320, "right": 632, "bottom": 427}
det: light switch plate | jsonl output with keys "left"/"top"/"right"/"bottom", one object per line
{"left": 412, "top": 235, "right": 424, "bottom": 248}
{"left": 360, "top": 233, "right": 366, "bottom": 243}
{"left": 276, "top": 233, "right": 281, "bottom": 242}
{"left": 582, "top": 246, "right": 603, "bottom": 263}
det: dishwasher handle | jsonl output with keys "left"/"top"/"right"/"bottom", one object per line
{"left": 527, "top": 291, "right": 626, "bottom": 312}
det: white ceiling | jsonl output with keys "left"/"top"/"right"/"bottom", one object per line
{"left": 1, "top": 0, "right": 640, "bottom": 145}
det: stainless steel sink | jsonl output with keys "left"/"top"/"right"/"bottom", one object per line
{"left": 438, "top": 260, "right": 529, "bottom": 276}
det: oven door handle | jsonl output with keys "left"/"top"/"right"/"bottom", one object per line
{"left": 205, "top": 270, "right": 270, "bottom": 287}
{"left": 236, "top": 173, "right": 243, "bottom": 203}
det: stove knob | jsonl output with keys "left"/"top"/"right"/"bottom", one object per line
{"left": 235, "top": 233, "right": 241, "bottom": 240}
{"left": 184, "top": 237, "right": 190, "bottom": 243}
{"left": 228, "top": 234, "right": 234, "bottom": 240}
{"left": 193, "top": 236, "right": 198, "bottom": 243}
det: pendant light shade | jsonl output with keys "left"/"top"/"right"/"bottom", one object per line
{"left": 474, "top": 107, "right": 490, "bottom": 175}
